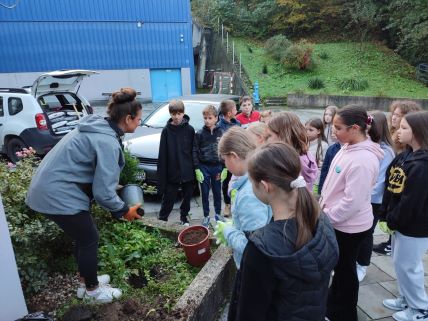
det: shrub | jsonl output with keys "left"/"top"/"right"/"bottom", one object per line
{"left": 282, "top": 40, "right": 314, "bottom": 70}
{"left": 338, "top": 77, "right": 369, "bottom": 91}
{"left": 247, "top": 46, "right": 253, "bottom": 53}
{"left": 264, "top": 35, "right": 292, "bottom": 61}
{"left": 0, "top": 149, "right": 72, "bottom": 294}
{"left": 119, "top": 148, "right": 145, "bottom": 185}
{"left": 318, "top": 51, "right": 329, "bottom": 60}
{"left": 308, "top": 77, "right": 325, "bottom": 89}
{"left": 262, "top": 64, "right": 268, "bottom": 74}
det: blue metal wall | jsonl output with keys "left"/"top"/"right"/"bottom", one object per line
{"left": 0, "top": 0, "right": 194, "bottom": 73}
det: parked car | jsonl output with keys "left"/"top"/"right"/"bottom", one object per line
{"left": 0, "top": 70, "right": 97, "bottom": 162}
{"left": 124, "top": 94, "right": 240, "bottom": 192}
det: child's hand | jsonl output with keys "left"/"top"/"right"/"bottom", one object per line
{"left": 378, "top": 221, "right": 394, "bottom": 235}
{"left": 213, "top": 220, "right": 233, "bottom": 246}
{"left": 220, "top": 168, "right": 228, "bottom": 182}
{"left": 195, "top": 169, "right": 204, "bottom": 183}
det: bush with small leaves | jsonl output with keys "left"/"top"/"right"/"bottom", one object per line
{"left": 264, "top": 35, "right": 292, "bottom": 61}
{"left": 282, "top": 40, "right": 314, "bottom": 70}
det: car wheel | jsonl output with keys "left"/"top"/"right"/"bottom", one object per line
{"left": 6, "top": 137, "right": 28, "bottom": 163}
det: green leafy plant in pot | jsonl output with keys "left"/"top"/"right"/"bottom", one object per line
{"left": 119, "top": 148, "right": 145, "bottom": 216}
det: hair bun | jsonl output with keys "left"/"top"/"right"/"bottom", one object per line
{"left": 111, "top": 87, "right": 137, "bottom": 104}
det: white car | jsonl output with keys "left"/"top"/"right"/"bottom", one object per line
{"left": 0, "top": 70, "right": 97, "bottom": 162}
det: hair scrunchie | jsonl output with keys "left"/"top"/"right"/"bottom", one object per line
{"left": 290, "top": 175, "right": 306, "bottom": 189}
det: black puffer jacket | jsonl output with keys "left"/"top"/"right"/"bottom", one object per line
{"left": 157, "top": 115, "right": 195, "bottom": 192}
{"left": 192, "top": 125, "right": 224, "bottom": 168}
{"left": 232, "top": 213, "right": 339, "bottom": 321}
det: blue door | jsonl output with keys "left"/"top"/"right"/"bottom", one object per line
{"left": 150, "top": 69, "right": 182, "bottom": 102}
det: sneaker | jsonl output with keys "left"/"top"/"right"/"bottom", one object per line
{"left": 180, "top": 216, "right": 190, "bottom": 227}
{"left": 373, "top": 241, "right": 392, "bottom": 255}
{"left": 392, "top": 308, "right": 428, "bottom": 321}
{"left": 215, "top": 214, "right": 225, "bottom": 222}
{"left": 202, "top": 216, "right": 210, "bottom": 227}
{"left": 383, "top": 297, "right": 408, "bottom": 311}
{"left": 76, "top": 274, "right": 111, "bottom": 299}
{"left": 223, "top": 204, "right": 231, "bottom": 217}
{"left": 357, "top": 264, "right": 367, "bottom": 282}
{"left": 83, "top": 284, "right": 122, "bottom": 303}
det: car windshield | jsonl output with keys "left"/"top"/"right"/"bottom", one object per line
{"left": 145, "top": 101, "right": 219, "bottom": 130}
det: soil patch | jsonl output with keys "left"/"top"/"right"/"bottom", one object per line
{"left": 181, "top": 229, "right": 207, "bottom": 245}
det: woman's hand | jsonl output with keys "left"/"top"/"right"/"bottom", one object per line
{"left": 123, "top": 204, "right": 142, "bottom": 221}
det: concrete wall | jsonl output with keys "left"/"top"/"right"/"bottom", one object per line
{"left": 287, "top": 93, "right": 428, "bottom": 110}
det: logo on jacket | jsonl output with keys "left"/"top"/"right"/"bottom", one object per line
{"left": 387, "top": 166, "right": 406, "bottom": 194}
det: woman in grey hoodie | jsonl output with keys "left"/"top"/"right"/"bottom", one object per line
{"left": 26, "top": 88, "right": 142, "bottom": 303}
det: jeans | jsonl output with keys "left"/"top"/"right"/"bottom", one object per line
{"left": 327, "top": 228, "right": 371, "bottom": 321}
{"left": 158, "top": 181, "right": 194, "bottom": 221}
{"left": 47, "top": 211, "right": 99, "bottom": 288}
{"left": 199, "top": 164, "right": 222, "bottom": 217}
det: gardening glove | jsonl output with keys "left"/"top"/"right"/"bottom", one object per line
{"left": 378, "top": 221, "right": 394, "bottom": 235}
{"left": 123, "top": 204, "right": 142, "bottom": 222}
{"left": 230, "top": 188, "right": 238, "bottom": 204}
{"left": 220, "top": 168, "right": 228, "bottom": 182}
{"left": 195, "top": 169, "right": 204, "bottom": 183}
{"left": 213, "top": 220, "right": 233, "bottom": 246}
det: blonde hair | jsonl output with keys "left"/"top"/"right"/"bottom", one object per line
{"left": 219, "top": 99, "right": 236, "bottom": 116}
{"left": 218, "top": 126, "right": 256, "bottom": 159}
{"left": 202, "top": 104, "right": 218, "bottom": 117}
{"left": 247, "top": 122, "right": 268, "bottom": 142}
{"left": 260, "top": 110, "right": 272, "bottom": 123}
{"left": 268, "top": 111, "right": 308, "bottom": 155}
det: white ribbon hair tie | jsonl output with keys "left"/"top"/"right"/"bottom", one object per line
{"left": 290, "top": 175, "right": 306, "bottom": 189}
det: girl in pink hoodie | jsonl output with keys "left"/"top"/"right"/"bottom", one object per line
{"left": 320, "top": 105, "right": 384, "bottom": 321}
{"left": 266, "top": 111, "right": 318, "bottom": 191}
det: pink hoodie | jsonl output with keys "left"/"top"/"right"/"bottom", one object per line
{"left": 299, "top": 153, "right": 318, "bottom": 191}
{"left": 320, "top": 139, "right": 384, "bottom": 233}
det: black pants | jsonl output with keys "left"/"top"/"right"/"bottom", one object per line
{"left": 227, "top": 269, "right": 241, "bottom": 321}
{"left": 47, "top": 211, "right": 99, "bottom": 288}
{"left": 357, "top": 203, "right": 381, "bottom": 266}
{"left": 158, "top": 181, "right": 194, "bottom": 221}
{"left": 327, "top": 228, "right": 371, "bottom": 321}
{"left": 222, "top": 170, "right": 232, "bottom": 205}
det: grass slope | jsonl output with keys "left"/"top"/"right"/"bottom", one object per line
{"left": 233, "top": 38, "right": 428, "bottom": 99}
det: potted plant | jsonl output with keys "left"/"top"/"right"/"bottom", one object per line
{"left": 119, "top": 148, "right": 145, "bottom": 216}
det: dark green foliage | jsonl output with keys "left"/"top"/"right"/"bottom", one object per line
{"left": 308, "top": 77, "right": 325, "bottom": 89}
{"left": 119, "top": 148, "right": 144, "bottom": 185}
{"left": 318, "top": 51, "right": 329, "bottom": 60}
{"left": 338, "top": 77, "right": 369, "bottom": 91}
{"left": 262, "top": 64, "right": 268, "bottom": 74}
{"left": 264, "top": 35, "right": 292, "bottom": 61}
{"left": 248, "top": 46, "right": 253, "bottom": 53}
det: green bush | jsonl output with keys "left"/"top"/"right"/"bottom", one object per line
{"left": 308, "top": 77, "right": 325, "bottom": 89}
{"left": 0, "top": 150, "right": 72, "bottom": 294}
{"left": 338, "top": 77, "right": 369, "bottom": 91}
{"left": 282, "top": 40, "right": 314, "bottom": 70}
{"left": 262, "top": 64, "right": 268, "bottom": 74}
{"left": 318, "top": 51, "right": 329, "bottom": 60}
{"left": 264, "top": 35, "right": 292, "bottom": 61}
{"left": 120, "top": 148, "right": 145, "bottom": 185}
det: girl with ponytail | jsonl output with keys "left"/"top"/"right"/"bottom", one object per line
{"left": 229, "top": 142, "right": 338, "bottom": 321}
{"left": 320, "top": 105, "right": 384, "bottom": 321}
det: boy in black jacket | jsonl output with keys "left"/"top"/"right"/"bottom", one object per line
{"left": 192, "top": 105, "right": 224, "bottom": 227}
{"left": 157, "top": 100, "right": 195, "bottom": 225}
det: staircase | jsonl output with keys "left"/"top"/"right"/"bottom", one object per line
{"left": 210, "top": 72, "right": 234, "bottom": 95}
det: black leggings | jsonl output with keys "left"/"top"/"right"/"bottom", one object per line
{"left": 46, "top": 211, "right": 99, "bottom": 288}
{"left": 222, "top": 170, "right": 232, "bottom": 205}
{"left": 357, "top": 203, "right": 381, "bottom": 266}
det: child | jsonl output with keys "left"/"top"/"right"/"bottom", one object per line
{"left": 266, "top": 111, "right": 318, "bottom": 191}
{"left": 318, "top": 131, "right": 341, "bottom": 195}
{"left": 157, "top": 100, "right": 195, "bottom": 226}
{"left": 229, "top": 142, "right": 338, "bottom": 321}
{"left": 356, "top": 111, "right": 395, "bottom": 282}
{"left": 323, "top": 105, "right": 338, "bottom": 145}
{"left": 373, "top": 100, "right": 421, "bottom": 255}
{"left": 217, "top": 99, "right": 241, "bottom": 217}
{"left": 320, "top": 105, "right": 384, "bottom": 321}
{"left": 260, "top": 109, "right": 272, "bottom": 123}
{"left": 380, "top": 111, "right": 428, "bottom": 321}
{"left": 235, "top": 95, "right": 260, "bottom": 128}
{"left": 306, "top": 118, "right": 329, "bottom": 194}
{"left": 192, "top": 105, "right": 224, "bottom": 227}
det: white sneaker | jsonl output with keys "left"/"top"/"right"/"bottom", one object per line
{"left": 356, "top": 264, "right": 367, "bottom": 282}
{"left": 83, "top": 284, "right": 122, "bottom": 304}
{"left": 383, "top": 297, "right": 408, "bottom": 311}
{"left": 392, "top": 307, "right": 428, "bottom": 321}
{"left": 76, "top": 274, "right": 111, "bottom": 299}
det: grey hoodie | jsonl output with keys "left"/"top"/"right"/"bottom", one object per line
{"left": 26, "top": 115, "right": 128, "bottom": 218}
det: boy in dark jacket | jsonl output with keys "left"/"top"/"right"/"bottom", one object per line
{"left": 157, "top": 100, "right": 195, "bottom": 225}
{"left": 217, "top": 99, "right": 240, "bottom": 217}
{"left": 193, "top": 105, "right": 224, "bottom": 227}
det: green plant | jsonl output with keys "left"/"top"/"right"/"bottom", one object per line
{"left": 318, "top": 51, "right": 329, "bottom": 60}
{"left": 338, "top": 77, "right": 369, "bottom": 91}
{"left": 308, "top": 77, "right": 325, "bottom": 89}
{"left": 264, "top": 34, "right": 292, "bottom": 61}
{"left": 262, "top": 64, "right": 268, "bottom": 74}
{"left": 120, "top": 148, "right": 145, "bottom": 185}
{"left": 282, "top": 40, "right": 314, "bottom": 70}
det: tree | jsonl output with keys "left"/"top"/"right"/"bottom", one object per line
{"left": 347, "top": 0, "right": 379, "bottom": 49}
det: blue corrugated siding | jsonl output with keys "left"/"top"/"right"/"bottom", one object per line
{"left": 0, "top": 0, "right": 194, "bottom": 73}
{"left": 0, "top": 0, "right": 190, "bottom": 22}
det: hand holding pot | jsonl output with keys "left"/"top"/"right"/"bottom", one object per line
{"left": 123, "top": 204, "right": 142, "bottom": 221}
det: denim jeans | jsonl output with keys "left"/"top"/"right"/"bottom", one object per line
{"left": 199, "top": 164, "right": 222, "bottom": 217}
